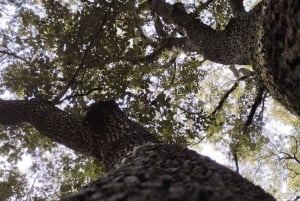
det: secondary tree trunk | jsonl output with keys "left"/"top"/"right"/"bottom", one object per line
{"left": 150, "top": 0, "right": 300, "bottom": 116}
{"left": 252, "top": 0, "right": 300, "bottom": 115}
{"left": 0, "top": 99, "right": 275, "bottom": 200}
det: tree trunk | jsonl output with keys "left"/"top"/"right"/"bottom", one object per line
{"left": 252, "top": 0, "right": 300, "bottom": 115}
{"left": 0, "top": 100, "right": 275, "bottom": 201}
{"left": 150, "top": 0, "right": 300, "bottom": 116}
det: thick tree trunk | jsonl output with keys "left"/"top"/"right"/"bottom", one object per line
{"left": 0, "top": 100, "right": 275, "bottom": 200}
{"left": 252, "top": 0, "right": 300, "bottom": 115}
{"left": 150, "top": 0, "right": 300, "bottom": 116}
{"left": 62, "top": 143, "right": 274, "bottom": 201}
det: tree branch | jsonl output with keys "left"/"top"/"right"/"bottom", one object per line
{"left": 279, "top": 136, "right": 300, "bottom": 164}
{"left": 0, "top": 99, "right": 158, "bottom": 169}
{"left": 153, "top": 15, "right": 168, "bottom": 38}
{"left": 211, "top": 75, "right": 250, "bottom": 117}
{"left": 58, "top": 87, "right": 102, "bottom": 103}
{"left": 243, "top": 86, "right": 265, "bottom": 134}
{"left": 52, "top": 15, "right": 108, "bottom": 104}
{"left": 200, "top": 0, "right": 215, "bottom": 10}
{"left": 124, "top": 37, "right": 186, "bottom": 63}
{"left": 0, "top": 99, "right": 93, "bottom": 157}
{"left": 228, "top": 0, "right": 246, "bottom": 17}
{"left": 233, "top": 150, "right": 239, "bottom": 173}
{"left": 0, "top": 50, "right": 33, "bottom": 67}
{"left": 148, "top": 0, "right": 261, "bottom": 65}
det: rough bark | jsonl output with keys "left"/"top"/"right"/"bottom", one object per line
{"left": 148, "top": 0, "right": 262, "bottom": 65}
{"left": 149, "top": 0, "right": 300, "bottom": 116}
{"left": 0, "top": 99, "right": 93, "bottom": 157}
{"left": 0, "top": 99, "right": 275, "bottom": 200}
{"left": 62, "top": 144, "right": 274, "bottom": 201}
{"left": 252, "top": 0, "right": 300, "bottom": 115}
{"left": 0, "top": 100, "right": 158, "bottom": 169}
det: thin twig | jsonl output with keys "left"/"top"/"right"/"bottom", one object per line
{"left": 124, "top": 37, "right": 186, "bottom": 64}
{"left": 59, "top": 87, "right": 102, "bottom": 103}
{"left": 53, "top": 15, "right": 108, "bottom": 103}
{"left": 25, "top": 173, "right": 39, "bottom": 201}
{"left": 0, "top": 50, "right": 32, "bottom": 67}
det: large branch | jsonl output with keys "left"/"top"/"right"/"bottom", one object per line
{"left": 0, "top": 99, "right": 275, "bottom": 201}
{"left": 149, "top": 0, "right": 262, "bottom": 65}
{"left": 0, "top": 99, "right": 93, "bottom": 157}
{"left": 0, "top": 99, "right": 158, "bottom": 169}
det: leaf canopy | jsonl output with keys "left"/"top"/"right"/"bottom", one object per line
{"left": 0, "top": 0, "right": 299, "bottom": 200}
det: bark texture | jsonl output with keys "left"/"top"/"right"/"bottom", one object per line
{"left": 148, "top": 0, "right": 262, "bottom": 65}
{"left": 150, "top": 0, "right": 300, "bottom": 116}
{"left": 0, "top": 99, "right": 93, "bottom": 157}
{"left": 253, "top": 0, "right": 300, "bottom": 115}
{"left": 0, "top": 100, "right": 158, "bottom": 169}
{"left": 0, "top": 99, "right": 275, "bottom": 201}
{"left": 84, "top": 101, "right": 159, "bottom": 169}
{"left": 62, "top": 143, "right": 274, "bottom": 201}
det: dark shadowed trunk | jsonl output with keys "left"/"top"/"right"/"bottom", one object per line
{"left": 149, "top": 0, "right": 300, "bottom": 115}
{"left": 252, "top": 0, "right": 300, "bottom": 115}
{"left": 0, "top": 99, "right": 275, "bottom": 200}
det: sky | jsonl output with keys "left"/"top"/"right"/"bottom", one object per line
{"left": 0, "top": 0, "right": 298, "bottom": 200}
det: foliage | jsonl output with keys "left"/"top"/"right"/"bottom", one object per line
{"left": 0, "top": 0, "right": 299, "bottom": 200}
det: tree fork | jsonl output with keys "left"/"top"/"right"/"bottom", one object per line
{"left": 148, "top": 0, "right": 262, "bottom": 65}
{"left": 150, "top": 0, "right": 300, "bottom": 116}
{"left": 0, "top": 99, "right": 275, "bottom": 200}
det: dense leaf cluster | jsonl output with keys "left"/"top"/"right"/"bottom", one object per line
{"left": 0, "top": 0, "right": 299, "bottom": 200}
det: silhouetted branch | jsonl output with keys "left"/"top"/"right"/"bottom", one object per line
{"left": 233, "top": 150, "right": 239, "bottom": 173}
{"left": 169, "top": 57, "right": 178, "bottom": 86}
{"left": 211, "top": 75, "right": 250, "bottom": 117}
{"left": 59, "top": 87, "right": 102, "bottom": 103}
{"left": 0, "top": 49, "right": 32, "bottom": 67}
{"left": 201, "top": 0, "right": 214, "bottom": 9}
{"left": 154, "top": 15, "right": 168, "bottom": 38}
{"left": 285, "top": 164, "right": 300, "bottom": 177}
{"left": 125, "top": 37, "right": 186, "bottom": 63}
{"left": 243, "top": 86, "right": 265, "bottom": 134}
{"left": 279, "top": 151, "right": 300, "bottom": 164}
{"left": 229, "top": 64, "right": 240, "bottom": 78}
{"left": 228, "top": 0, "right": 246, "bottom": 17}
{"left": 53, "top": 15, "right": 108, "bottom": 104}
{"left": 25, "top": 173, "right": 39, "bottom": 201}
{"left": 279, "top": 137, "right": 300, "bottom": 164}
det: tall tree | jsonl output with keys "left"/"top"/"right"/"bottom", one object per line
{"left": 0, "top": 0, "right": 299, "bottom": 200}
{"left": 0, "top": 99, "right": 275, "bottom": 200}
{"left": 149, "top": 0, "right": 300, "bottom": 115}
